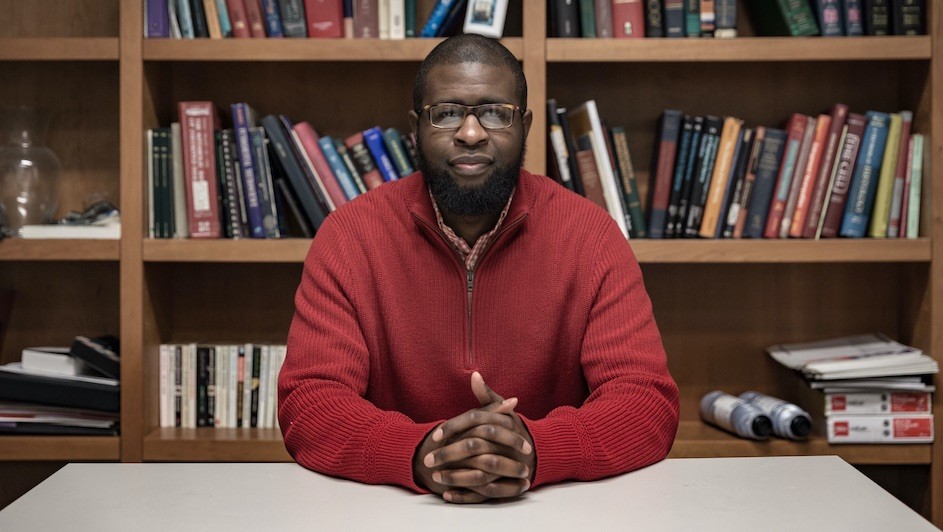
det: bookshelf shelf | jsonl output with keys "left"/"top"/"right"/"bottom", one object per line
{"left": 141, "top": 37, "right": 524, "bottom": 62}
{"left": 143, "top": 428, "right": 292, "bottom": 462}
{"left": 0, "top": 239, "right": 120, "bottom": 261}
{"left": 142, "top": 239, "right": 311, "bottom": 263}
{"left": 546, "top": 36, "right": 932, "bottom": 62}
{"left": 670, "top": 421, "right": 932, "bottom": 465}
{"left": 0, "top": 436, "right": 119, "bottom": 461}
{"left": 0, "top": 38, "right": 120, "bottom": 60}
{"left": 631, "top": 238, "right": 931, "bottom": 263}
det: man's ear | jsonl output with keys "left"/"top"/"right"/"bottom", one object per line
{"left": 408, "top": 110, "right": 419, "bottom": 138}
{"left": 521, "top": 108, "right": 533, "bottom": 139}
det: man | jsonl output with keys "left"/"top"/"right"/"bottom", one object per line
{"left": 278, "top": 34, "right": 679, "bottom": 504}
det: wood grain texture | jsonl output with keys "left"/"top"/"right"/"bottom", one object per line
{"left": 143, "top": 428, "right": 292, "bottom": 462}
{"left": 0, "top": 437, "right": 119, "bottom": 461}
{"left": 0, "top": 0, "right": 118, "bottom": 37}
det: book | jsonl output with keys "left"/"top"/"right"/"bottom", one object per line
{"left": 352, "top": 0, "right": 378, "bottom": 37}
{"left": 70, "top": 336, "right": 120, "bottom": 380}
{"left": 683, "top": 115, "right": 722, "bottom": 238}
{"left": 21, "top": 347, "right": 87, "bottom": 377}
{"left": 0, "top": 366, "right": 120, "bottom": 412}
{"left": 844, "top": 0, "right": 865, "bottom": 34}
{"left": 885, "top": 110, "right": 912, "bottom": 238}
{"left": 719, "top": 127, "right": 755, "bottom": 238}
{"left": 434, "top": 0, "right": 468, "bottom": 37}
{"left": 610, "top": 127, "right": 647, "bottom": 238}
{"left": 664, "top": 116, "right": 695, "bottom": 238}
{"left": 225, "top": 0, "right": 250, "bottom": 37}
{"left": 673, "top": 116, "right": 704, "bottom": 238}
{"left": 612, "top": 0, "right": 645, "bottom": 39}
{"left": 382, "top": 128, "right": 415, "bottom": 178}
{"left": 546, "top": 99, "right": 576, "bottom": 191}
{"left": 647, "top": 109, "right": 683, "bottom": 239}
{"left": 217, "top": 129, "right": 244, "bottom": 238}
{"left": 145, "top": 0, "right": 171, "bottom": 38}
{"left": 344, "top": 132, "right": 385, "bottom": 190}
{"left": 819, "top": 112, "right": 866, "bottom": 237}
{"left": 567, "top": 101, "right": 630, "bottom": 238}
{"left": 839, "top": 111, "right": 890, "bottom": 238}
{"left": 169, "top": 122, "right": 189, "bottom": 238}
{"left": 259, "top": 0, "right": 285, "bottom": 37}
{"left": 699, "top": 0, "right": 715, "bottom": 34}
{"left": 249, "top": 126, "right": 281, "bottom": 238}
{"left": 243, "top": 0, "right": 267, "bottom": 36}
{"left": 713, "top": 0, "right": 736, "bottom": 37}
{"left": 293, "top": 122, "right": 348, "bottom": 209}
{"left": 463, "top": 0, "right": 509, "bottom": 38}
{"left": 890, "top": 0, "right": 924, "bottom": 35}
{"left": 732, "top": 126, "right": 765, "bottom": 238}
{"left": 214, "top": 0, "right": 233, "bottom": 36}
{"left": 867, "top": 112, "right": 903, "bottom": 238}
{"left": 551, "top": 0, "right": 580, "bottom": 37}
{"left": 699, "top": 116, "right": 742, "bottom": 238}
{"left": 762, "top": 114, "right": 807, "bottom": 239}
{"left": 420, "top": 0, "right": 458, "bottom": 37}
{"left": 18, "top": 219, "right": 121, "bottom": 240}
{"left": 362, "top": 126, "right": 399, "bottom": 183}
{"left": 189, "top": 0, "right": 210, "bottom": 37}
{"left": 767, "top": 333, "right": 938, "bottom": 380}
{"left": 175, "top": 0, "right": 197, "bottom": 38}
{"left": 824, "top": 391, "right": 932, "bottom": 415}
{"left": 644, "top": 0, "right": 664, "bottom": 37}
{"left": 789, "top": 114, "right": 830, "bottom": 238}
{"left": 333, "top": 140, "right": 368, "bottom": 194}
{"left": 827, "top": 414, "right": 933, "bottom": 443}
{"left": 202, "top": 0, "right": 224, "bottom": 38}
{"left": 317, "top": 136, "right": 360, "bottom": 200}
{"left": 863, "top": 0, "right": 890, "bottom": 34}
{"left": 664, "top": 0, "right": 685, "bottom": 37}
{"left": 812, "top": 0, "right": 843, "bottom": 35}
{"left": 178, "top": 102, "right": 222, "bottom": 238}
{"left": 230, "top": 103, "right": 265, "bottom": 238}
{"left": 279, "top": 0, "right": 308, "bottom": 36}
{"left": 903, "top": 133, "right": 924, "bottom": 238}
{"left": 778, "top": 115, "right": 816, "bottom": 238}
{"left": 274, "top": 178, "right": 314, "bottom": 238}
{"left": 305, "top": 0, "right": 344, "bottom": 37}
{"left": 746, "top": 0, "right": 821, "bottom": 36}
{"left": 802, "top": 103, "right": 848, "bottom": 238}
{"left": 684, "top": 0, "right": 700, "bottom": 36}
{"left": 573, "top": 138, "right": 608, "bottom": 210}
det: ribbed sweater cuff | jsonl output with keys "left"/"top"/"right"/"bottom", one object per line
{"left": 519, "top": 414, "right": 582, "bottom": 488}
{"left": 373, "top": 418, "right": 441, "bottom": 493}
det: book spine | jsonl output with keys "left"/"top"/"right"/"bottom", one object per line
{"left": 334, "top": 140, "right": 368, "bottom": 194}
{"left": 293, "top": 122, "right": 349, "bottom": 208}
{"left": 886, "top": 110, "right": 913, "bottom": 237}
{"left": 389, "top": 0, "right": 406, "bottom": 39}
{"left": 674, "top": 116, "right": 704, "bottom": 238}
{"left": 827, "top": 414, "right": 933, "bottom": 443}
{"left": 353, "top": 0, "right": 379, "bottom": 38}
{"left": 178, "top": 102, "right": 222, "bottom": 238}
{"left": 733, "top": 126, "right": 765, "bottom": 238}
{"left": 215, "top": 130, "right": 235, "bottom": 238}
{"left": 844, "top": 0, "right": 864, "bottom": 35}
{"left": 789, "top": 114, "right": 831, "bottom": 237}
{"left": 196, "top": 346, "right": 209, "bottom": 426}
{"left": 363, "top": 126, "right": 399, "bottom": 182}
{"left": 250, "top": 345, "right": 262, "bottom": 427}
{"left": 261, "top": 0, "right": 285, "bottom": 37}
{"left": 820, "top": 112, "right": 867, "bottom": 237}
{"left": 684, "top": 0, "right": 700, "bottom": 35}
{"left": 230, "top": 103, "right": 266, "bottom": 238}
{"left": 742, "top": 128, "right": 787, "bottom": 238}
{"left": 664, "top": 116, "right": 694, "bottom": 238}
{"left": 190, "top": 0, "right": 210, "bottom": 36}
{"left": 317, "top": 136, "right": 360, "bottom": 200}
{"left": 839, "top": 111, "right": 890, "bottom": 237}
{"left": 802, "top": 104, "right": 849, "bottom": 238}
{"left": 553, "top": 0, "right": 580, "bottom": 37}
{"left": 174, "top": 345, "right": 183, "bottom": 427}
{"left": 207, "top": 346, "right": 217, "bottom": 426}
{"left": 891, "top": 0, "right": 925, "bottom": 35}
{"left": 699, "top": 0, "right": 715, "bottom": 34}
{"left": 699, "top": 116, "right": 743, "bottom": 238}
{"left": 904, "top": 134, "right": 924, "bottom": 238}
{"left": 547, "top": 99, "right": 576, "bottom": 191}
{"left": 825, "top": 391, "right": 932, "bottom": 415}
{"left": 713, "top": 0, "right": 736, "bottom": 37}
{"left": 202, "top": 0, "right": 223, "bottom": 38}
{"left": 595, "top": 0, "right": 614, "bottom": 37}
{"left": 814, "top": 0, "right": 843, "bottom": 35}
{"left": 574, "top": 139, "right": 608, "bottom": 209}
{"left": 647, "top": 110, "right": 683, "bottom": 238}
{"left": 214, "top": 0, "right": 233, "bottom": 36}
{"left": 762, "top": 113, "right": 807, "bottom": 239}
{"left": 146, "top": 0, "right": 171, "bottom": 38}
{"left": 643, "top": 0, "right": 665, "bottom": 37}
{"left": 720, "top": 127, "right": 755, "bottom": 238}
{"left": 611, "top": 126, "right": 647, "bottom": 238}
{"left": 305, "top": 0, "right": 344, "bottom": 37}
{"left": 345, "top": 132, "right": 385, "bottom": 190}
{"left": 664, "top": 0, "right": 684, "bottom": 37}
{"left": 867, "top": 112, "right": 903, "bottom": 237}
{"left": 778, "top": 116, "right": 816, "bottom": 238}
{"left": 382, "top": 128, "right": 415, "bottom": 177}
{"left": 219, "top": 129, "right": 246, "bottom": 237}
{"left": 864, "top": 0, "right": 890, "bottom": 34}
{"left": 176, "top": 0, "right": 197, "bottom": 37}
{"left": 225, "top": 0, "right": 251, "bottom": 37}
{"left": 419, "top": 0, "right": 456, "bottom": 37}
{"left": 251, "top": 127, "right": 281, "bottom": 237}
{"left": 243, "top": 0, "right": 267, "bottom": 36}
{"left": 683, "top": 115, "right": 722, "bottom": 238}
{"left": 279, "top": 0, "right": 309, "bottom": 36}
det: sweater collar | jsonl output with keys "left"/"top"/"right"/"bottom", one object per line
{"left": 406, "top": 168, "right": 535, "bottom": 229}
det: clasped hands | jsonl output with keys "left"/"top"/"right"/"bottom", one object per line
{"left": 413, "top": 371, "right": 535, "bottom": 504}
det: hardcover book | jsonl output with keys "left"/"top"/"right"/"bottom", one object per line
{"left": 820, "top": 112, "right": 867, "bottom": 237}
{"left": 178, "top": 101, "right": 222, "bottom": 238}
{"left": 647, "top": 109, "right": 683, "bottom": 238}
{"left": 746, "top": 0, "right": 821, "bottom": 36}
{"left": 839, "top": 111, "right": 890, "bottom": 238}
{"left": 742, "top": 128, "right": 787, "bottom": 239}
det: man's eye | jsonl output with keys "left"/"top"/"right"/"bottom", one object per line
{"left": 481, "top": 107, "right": 506, "bottom": 119}
{"left": 437, "top": 107, "right": 461, "bottom": 118}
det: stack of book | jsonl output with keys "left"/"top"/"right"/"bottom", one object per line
{"left": 148, "top": 101, "right": 418, "bottom": 240}
{"left": 144, "top": 0, "right": 510, "bottom": 40}
{"left": 767, "top": 333, "right": 937, "bottom": 443}
{"left": 548, "top": 0, "right": 925, "bottom": 38}
{"left": 158, "top": 342, "right": 286, "bottom": 429}
{"left": 0, "top": 336, "right": 120, "bottom": 435}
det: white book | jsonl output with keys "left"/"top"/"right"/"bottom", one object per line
{"left": 827, "top": 414, "right": 934, "bottom": 443}
{"left": 905, "top": 134, "right": 924, "bottom": 239}
{"left": 378, "top": 0, "right": 390, "bottom": 39}
{"left": 229, "top": 345, "right": 239, "bottom": 428}
{"left": 824, "top": 391, "right": 932, "bottom": 415}
{"left": 0, "top": 362, "right": 117, "bottom": 387}
{"left": 388, "top": 0, "right": 405, "bottom": 39}
{"left": 463, "top": 0, "right": 509, "bottom": 38}
{"left": 18, "top": 216, "right": 120, "bottom": 240}
{"left": 159, "top": 345, "right": 171, "bottom": 428}
{"left": 170, "top": 122, "right": 189, "bottom": 238}
{"left": 21, "top": 347, "right": 85, "bottom": 377}
{"left": 242, "top": 343, "right": 253, "bottom": 427}
{"left": 214, "top": 344, "right": 226, "bottom": 427}
{"left": 258, "top": 345, "right": 271, "bottom": 429}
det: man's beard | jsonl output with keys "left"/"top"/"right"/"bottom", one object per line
{"left": 418, "top": 138, "right": 524, "bottom": 217}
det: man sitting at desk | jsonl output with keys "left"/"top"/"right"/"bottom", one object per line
{"left": 278, "top": 34, "right": 679, "bottom": 504}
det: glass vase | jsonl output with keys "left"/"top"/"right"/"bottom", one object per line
{"left": 0, "top": 106, "right": 62, "bottom": 235}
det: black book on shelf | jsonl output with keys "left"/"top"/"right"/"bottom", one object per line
{"left": 0, "top": 370, "right": 119, "bottom": 412}
{"left": 70, "top": 335, "right": 120, "bottom": 380}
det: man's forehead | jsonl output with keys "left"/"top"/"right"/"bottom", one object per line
{"left": 423, "top": 62, "right": 515, "bottom": 99}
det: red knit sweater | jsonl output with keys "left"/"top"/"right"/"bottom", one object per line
{"left": 278, "top": 169, "right": 679, "bottom": 492}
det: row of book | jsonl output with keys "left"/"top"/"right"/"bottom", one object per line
{"left": 549, "top": 0, "right": 925, "bottom": 39}
{"left": 768, "top": 334, "right": 936, "bottom": 443}
{"left": 145, "top": 0, "right": 510, "bottom": 40}
{"left": 158, "top": 343, "right": 285, "bottom": 429}
{"left": 149, "top": 101, "right": 418, "bottom": 239}
{"left": 646, "top": 106, "right": 924, "bottom": 240}
{"left": 0, "top": 337, "right": 121, "bottom": 435}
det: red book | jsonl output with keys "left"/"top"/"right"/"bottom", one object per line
{"left": 292, "top": 122, "right": 348, "bottom": 208}
{"left": 819, "top": 113, "right": 867, "bottom": 238}
{"left": 225, "top": 0, "right": 251, "bottom": 37}
{"left": 763, "top": 113, "right": 807, "bottom": 239}
{"left": 611, "top": 0, "right": 646, "bottom": 38}
{"left": 802, "top": 103, "right": 848, "bottom": 238}
{"left": 352, "top": 0, "right": 379, "bottom": 38}
{"left": 305, "top": 0, "right": 344, "bottom": 38}
{"left": 344, "top": 132, "right": 384, "bottom": 190}
{"left": 177, "top": 101, "right": 221, "bottom": 238}
{"left": 243, "top": 0, "right": 267, "bottom": 37}
{"left": 789, "top": 114, "right": 830, "bottom": 237}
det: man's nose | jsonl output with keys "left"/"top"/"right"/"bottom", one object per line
{"left": 454, "top": 113, "right": 490, "bottom": 145}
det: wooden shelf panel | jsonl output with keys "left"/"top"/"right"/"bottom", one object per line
{"left": 142, "top": 37, "right": 524, "bottom": 61}
{"left": 0, "top": 239, "right": 120, "bottom": 261}
{"left": 547, "top": 36, "right": 932, "bottom": 62}
{"left": 142, "top": 237, "right": 930, "bottom": 263}
{"left": 669, "top": 421, "right": 932, "bottom": 465}
{"left": 0, "top": 38, "right": 119, "bottom": 60}
{"left": 143, "top": 239, "right": 311, "bottom": 262}
{"left": 143, "top": 428, "right": 292, "bottom": 462}
{"left": 631, "top": 238, "right": 930, "bottom": 263}
{"left": 0, "top": 436, "right": 120, "bottom": 461}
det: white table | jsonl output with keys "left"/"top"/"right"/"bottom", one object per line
{"left": 0, "top": 456, "right": 936, "bottom": 531}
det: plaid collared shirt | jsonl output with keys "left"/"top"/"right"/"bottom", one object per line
{"left": 429, "top": 188, "right": 515, "bottom": 271}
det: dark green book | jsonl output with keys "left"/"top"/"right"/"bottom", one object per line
{"left": 747, "top": 0, "right": 821, "bottom": 36}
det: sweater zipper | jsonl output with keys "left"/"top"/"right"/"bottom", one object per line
{"left": 466, "top": 268, "right": 475, "bottom": 368}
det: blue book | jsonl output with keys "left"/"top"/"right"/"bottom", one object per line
{"left": 250, "top": 127, "right": 280, "bottom": 238}
{"left": 674, "top": 116, "right": 703, "bottom": 238}
{"left": 814, "top": 0, "right": 844, "bottom": 36}
{"left": 363, "top": 127, "right": 399, "bottom": 182}
{"left": 214, "top": 0, "right": 232, "bottom": 37}
{"left": 317, "top": 136, "right": 359, "bottom": 201}
{"left": 231, "top": 103, "right": 266, "bottom": 238}
{"left": 665, "top": 116, "right": 695, "bottom": 238}
{"left": 742, "top": 129, "right": 787, "bottom": 239}
{"left": 145, "top": 0, "right": 170, "bottom": 38}
{"left": 261, "top": 0, "right": 285, "bottom": 37}
{"left": 419, "top": 0, "right": 457, "bottom": 37}
{"left": 175, "top": 0, "right": 196, "bottom": 38}
{"left": 844, "top": 0, "right": 864, "bottom": 35}
{"left": 839, "top": 111, "right": 890, "bottom": 238}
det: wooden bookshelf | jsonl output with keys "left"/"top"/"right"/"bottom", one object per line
{"left": 2, "top": 0, "right": 940, "bottom": 526}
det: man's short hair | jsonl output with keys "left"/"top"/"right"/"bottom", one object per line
{"left": 413, "top": 34, "right": 527, "bottom": 112}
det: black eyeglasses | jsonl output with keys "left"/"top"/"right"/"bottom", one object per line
{"left": 421, "top": 103, "right": 522, "bottom": 130}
